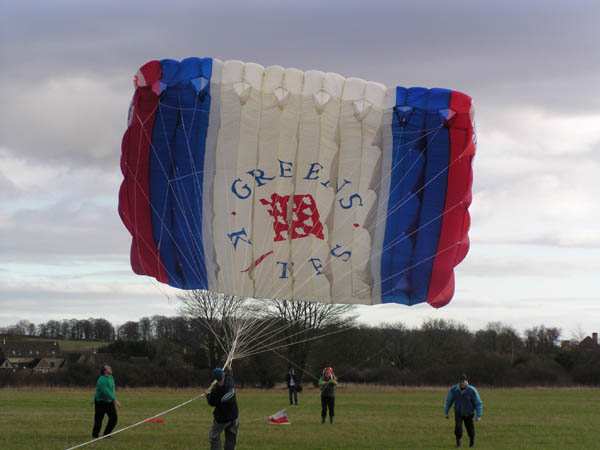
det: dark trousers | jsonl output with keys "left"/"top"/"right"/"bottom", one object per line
{"left": 454, "top": 413, "right": 475, "bottom": 442}
{"left": 92, "top": 400, "right": 117, "bottom": 438}
{"left": 288, "top": 386, "right": 298, "bottom": 405}
{"left": 321, "top": 396, "right": 335, "bottom": 418}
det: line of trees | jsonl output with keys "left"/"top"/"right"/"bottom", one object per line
{"left": 1, "top": 294, "right": 599, "bottom": 387}
{"left": 0, "top": 316, "right": 188, "bottom": 342}
{"left": 311, "top": 320, "right": 600, "bottom": 386}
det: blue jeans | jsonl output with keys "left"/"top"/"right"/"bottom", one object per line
{"left": 209, "top": 417, "right": 239, "bottom": 450}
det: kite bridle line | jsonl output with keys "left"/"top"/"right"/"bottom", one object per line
{"left": 64, "top": 300, "right": 425, "bottom": 449}
{"left": 64, "top": 392, "right": 207, "bottom": 450}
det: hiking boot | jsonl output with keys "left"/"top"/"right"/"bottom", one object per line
{"left": 456, "top": 438, "right": 461, "bottom": 448}
{"left": 469, "top": 438, "right": 474, "bottom": 448}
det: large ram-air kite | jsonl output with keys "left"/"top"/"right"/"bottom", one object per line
{"left": 119, "top": 58, "right": 475, "bottom": 308}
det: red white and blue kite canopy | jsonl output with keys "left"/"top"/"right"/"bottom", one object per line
{"left": 119, "top": 58, "right": 475, "bottom": 308}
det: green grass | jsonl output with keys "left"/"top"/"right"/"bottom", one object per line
{"left": 1, "top": 386, "right": 599, "bottom": 449}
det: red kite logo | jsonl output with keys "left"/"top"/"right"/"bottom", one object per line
{"left": 259, "top": 193, "right": 324, "bottom": 241}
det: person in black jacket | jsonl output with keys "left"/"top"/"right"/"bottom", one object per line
{"left": 286, "top": 369, "right": 299, "bottom": 406}
{"left": 206, "top": 365, "right": 238, "bottom": 450}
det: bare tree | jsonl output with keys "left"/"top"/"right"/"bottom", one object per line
{"left": 380, "top": 322, "right": 412, "bottom": 371}
{"left": 15, "top": 320, "right": 31, "bottom": 335}
{"left": 260, "top": 299, "right": 355, "bottom": 383}
{"left": 415, "top": 318, "right": 474, "bottom": 369}
{"left": 475, "top": 322, "right": 523, "bottom": 355}
{"left": 525, "top": 325, "right": 561, "bottom": 354}
{"left": 151, "top": 315, "right": 168, "bottom": 338}
{"left": 81, "top": 319, "right": 93, "bottom": 340}
{"left": 92, "top": 318, "right": 114, "bottom": 341}
{"left": 119, "top": 321, "right": 140, "bottom": 340}
{"left": 139, "top": 317, "right": 152, "bottom": 341}
{"left": 47, "top": 320, "right": 60, "bottom": 338}
{"left": 60, "top": 319, "right": 71, "bottom": 339}
{"left": 26, "top": 322, "right": 37, "bottom": 336}
{"left": 569, "top": 324, "right": 587, "bottom": 343}
{"left": 178, "top": 290, "right": 251, "bottom": 369}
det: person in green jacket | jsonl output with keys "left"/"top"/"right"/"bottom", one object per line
{"left": 92, "top": 364, "right": 121, "bottom": 439}
{"left": 318, "top": 366, "right": 338, "bottom": 424}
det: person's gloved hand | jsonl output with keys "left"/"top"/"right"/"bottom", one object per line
{"left": 445, "top": 414, "right": 449, "bottom": 420}
{"left": 476, "top": 417, "right": 481, "bottom": 421}
{"left": 205, "top": 380, "right": 216, "bottom": 395}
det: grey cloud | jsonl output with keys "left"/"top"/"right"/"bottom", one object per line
{"left": 0, "top": 76, "right": 129, "bottom": 170}
{"left": 1, "top": 199, "right": 129, "bottom": 261}
{"left": 474, "top": 234, "right": 600, "bottom": 249}
{"left": 462, "top": 253, "right": 600, "bottom": 277}
{"left": 2, "top": 1, "right": 599, "bottom": 100}
{"left": 469, "top": 234, "right": 600, "bottom": 250}
{"left": 0, "top": 171, "right": 21, "bottom": 200}
{"left": 0, "top": 283, "right": 178, "bottom": 327}
{"left": 2, "top": 0, "right": 599, "bottom": 170}
{"left": 517, "top": 228, "right": 600, "bottom": 248}
{"left": 354, "top": 295, "right": 600, "bottom": 334}
{"left": 584, "top": 143, "right": 600, "bottom": 163}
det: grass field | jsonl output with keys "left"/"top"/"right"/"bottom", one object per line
{"left": 1, "top": 385, "right": 599, "bottom": 449}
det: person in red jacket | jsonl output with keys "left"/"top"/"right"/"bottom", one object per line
{"left": 318, "top": 366, "right": 338, "bottom": 424}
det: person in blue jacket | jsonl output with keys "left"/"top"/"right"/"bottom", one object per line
{"left": 444, "top": 374, "right": 482, "bottom": 448}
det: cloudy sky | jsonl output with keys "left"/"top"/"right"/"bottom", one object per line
{"left": 1, "top": 0, "right": 599, "bottom": 337}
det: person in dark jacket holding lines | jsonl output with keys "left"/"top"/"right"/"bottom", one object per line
{"left": 444, "top": 374, "right": 483, "bottom": 448}
{"left": 206, "top": 365, "right": 238, "bottom": 450}
{"left": 286, "top": 368, "right": 299, "bottom": 405}
{"left": 92, "top": 364, "right": 121, "bottom": 439}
